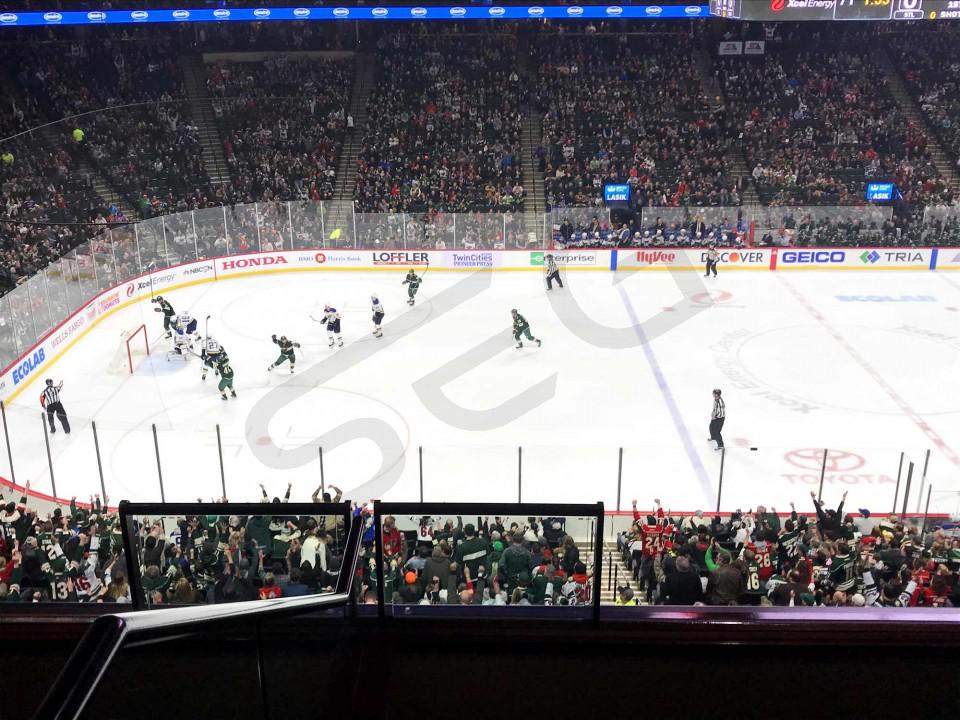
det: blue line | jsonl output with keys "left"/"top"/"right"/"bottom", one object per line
{"left": 930, "top": 247, "right": 938, "bottom": 271}
{"left": 617, "top": 287, "right": 714, "bottom": 505}
{"left": 610, "top": 249, "right": 618, "bottom": 271}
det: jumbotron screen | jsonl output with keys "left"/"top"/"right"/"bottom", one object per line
{"left": 710, "top": 0, "right": 960, "bottom": 20}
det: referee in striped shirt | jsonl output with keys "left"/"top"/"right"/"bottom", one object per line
{"left": 42, "top": 379, "right": 70, "bottom": 435}
{"left": 709, "top": 388, "right": 724, "bottom": 450}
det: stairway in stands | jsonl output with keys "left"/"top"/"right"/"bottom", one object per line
{"left": 575, "top": 541, "right": 640, "bottom": 605}
{"left": 179, "top": 56, "right": 230, "bottom": 187}
{"left": 518, "top": 45, "right": 548, "bottom": 246}
{"left": 521, "top": 109, "right": 547, "bottom": 246}
{"left": 694, "top": 43, "right": 760, "bottom": 207}
{"left": 874, "top": 46, "right": 960, "bottom": 196}
{"left": 325, "top": 52, "right": 376, "bottom": 245}
{"left": 0, "top": 75, "right": 135, "bottom": 219}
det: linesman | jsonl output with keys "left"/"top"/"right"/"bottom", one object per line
{"left": 41, "top": 379, "right": 71, "bottom": 435}
{"left": 709, "top": 388, "right": 725, "bottom": 450}
{"left": 545, "top": 253, "right": 563, "bottom": 290}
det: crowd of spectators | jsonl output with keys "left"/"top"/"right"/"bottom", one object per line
{"left": 4, "top": 476, "right": 958, "bottom": 611}
{"left": 208, "top": 56, "right": 352, "bottom": 204}
{"left": 0, "top": 49, "right": 125, "bottom": 293}
{"left": 717, "top": 29, "right": 953, "bottom": 208}
{"left": 617, "top": 495, "right": 959, "bottom": 608}
{"left": 353, "top": 31, "right": 525, "bottom": 213}
{"left": 888, "top": 29, "right": 960, "bottom": 172}
{"left": 17, "top": 37, "right": 211, "bottom": 217}
{"left": 533, "top": 31, "right": 737, "bottom": 210}
{"left": 3, "top": 24, "right": 960, "bottom": 303}
{"left": 370, "top": 514, "right": 592, "bottom": 607}
{"left": 0, "top": 480, "right": 355, "bottom": 604}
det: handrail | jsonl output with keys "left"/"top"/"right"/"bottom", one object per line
{"left": 34, "top": 506, "right": 363, "bottom": 720}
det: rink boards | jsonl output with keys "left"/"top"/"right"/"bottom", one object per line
{"left": 1, "top": 245, "right": 952, "bottom": 403}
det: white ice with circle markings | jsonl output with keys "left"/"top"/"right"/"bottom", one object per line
{"left": 3, "top": 268, "right": 959, "bottom": 518}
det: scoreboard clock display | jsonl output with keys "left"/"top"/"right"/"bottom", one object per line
{"left": 709, "top": 0, "right": 742, "bottom": 18}
{"left": 834, "top": 0, "right": 894, "bottom": 20}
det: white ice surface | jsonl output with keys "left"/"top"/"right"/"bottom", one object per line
{"left": 5, "top": 269, "right": 960, "bottom": 516}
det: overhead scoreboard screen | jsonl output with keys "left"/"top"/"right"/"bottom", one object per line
{"left": 710, "top": 0, "right": 960, "bottom": 20}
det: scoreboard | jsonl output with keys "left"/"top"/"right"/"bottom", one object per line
{"left": 709, "top": 0, "right": 960, "bottom": 20}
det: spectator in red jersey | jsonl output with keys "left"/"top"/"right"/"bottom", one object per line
{"left": 258, "top": 572, "right": 283, "bottom": 600}
{"left": 632, "top": 498, "right": 666, "bottom": 603}
{"left": 381, "top": 515, "right": 405, "bottom": 565}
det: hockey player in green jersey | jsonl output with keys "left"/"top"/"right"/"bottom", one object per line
{"left": 218, "top": 362, "right": 237, "bottom": 400}
{"left": 511, "top": 309, "right": 541, "bottom": 349}
{"left": 268, "top": 334, "right": 301, "bottom": 373}
{"left": 151, "top": 296, "right": 176, "bottom": 337}
{"left": 402, "top": 269, "right": 421, "bottom": 306}
{"left": 201, "top": 337, "right": 229, "bottom": 381}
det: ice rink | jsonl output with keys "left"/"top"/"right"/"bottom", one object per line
{"left": 4, "top": 267, "right": 960, "bottom": 516}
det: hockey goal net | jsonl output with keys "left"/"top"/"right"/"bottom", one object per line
{"left": 107, "top": 324, "right": 150, "bottom": 374}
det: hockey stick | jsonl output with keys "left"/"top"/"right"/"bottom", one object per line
{"left": 201, "top": 315, "right": 212, "bottom": 378}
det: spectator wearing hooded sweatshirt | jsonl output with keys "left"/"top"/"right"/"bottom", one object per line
{"left": 499, "top": 532, "right": 532, "bottom": 589}
{"left": 423, "top": 545, "right": 452, "bottom": 591}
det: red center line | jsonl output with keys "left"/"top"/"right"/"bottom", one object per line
{"left": 780, "top": 276, "right": 960, "bottom": 468}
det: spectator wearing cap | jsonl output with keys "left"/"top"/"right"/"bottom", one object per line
{"left": 398, "top": 570, "right": 422, "bottom": 604}
{"left": 854, "top": 508, "right": 876, "bottom": 537}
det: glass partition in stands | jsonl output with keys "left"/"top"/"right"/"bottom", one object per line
{"left": 922, "top": 204, "right": 960, "bottom": 245}
{"left": 120, "top": 502, "right": 352, "bottom": 609}
{"left": 372, "top": 502, "right": 604, "bottom": 617}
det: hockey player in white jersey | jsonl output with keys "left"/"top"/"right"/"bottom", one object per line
{"left": 322, "top": 304, "right": 344, "bottom": 348}
{"left": 200, "top": 337, "right": 228, "bottom": 381}
{"left": 371, "top": 295, "right": 384, "bottom": 338}
{"left": 171, "top": 313, "right": 197, "bottom": 358}
{"left": 175, "top": 311, "right": 199, "bottom": 341}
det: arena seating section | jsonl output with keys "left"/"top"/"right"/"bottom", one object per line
{"left": 0, "top": 23, "right": 959, "bottom": 289}
{"left": 353, "top": 32, "right": 525, "bottom": 214}
{"left": 208, "top": 56, "right": 352, "bottom": 204}
{"left": 534, "top": 31, "right": 736, "bottom": 209}
{"left": 2, "top": 483, "right": 956, "bottom": 608}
